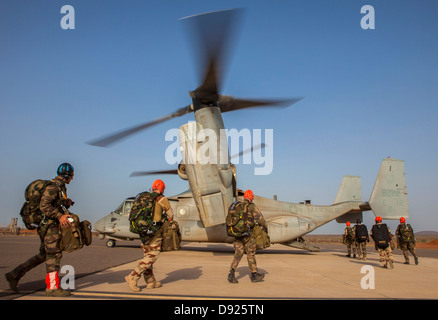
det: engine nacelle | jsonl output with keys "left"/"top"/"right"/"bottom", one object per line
{"left": 177, "top": 163, "right": 188, "bottom": 180}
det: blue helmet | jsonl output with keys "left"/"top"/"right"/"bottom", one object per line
{"left": 57, "top": 163, "right": 74, "bottom": 179}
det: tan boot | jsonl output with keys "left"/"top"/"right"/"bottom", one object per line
{"left": 146, "top": 277, "right": 162, "bottom": 289}
{"left": 125, "top": 275, "right": 140, "bottom": 292}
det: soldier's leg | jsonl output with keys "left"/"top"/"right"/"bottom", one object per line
{"left": 126, "top": 237, "right": 162, "bottom": 291}
{"left": 401, "top": 243, "right": 410, "bottom": 263}
{"left": 362, "top": 242, "right": 367, "bottom": 261}
{"left": 230, "top": 240, "right": 244, "bottom": 271}
{"left": 352, "top": 242, "right": 357, "bottom": 258}
{"left": 5, "top": 244, "right": 46, "bottom": 293}
{"left": 378, "top": 248, "right": 387, "bottom": 267}
{"left": 387, "top": 246, "right": 394, "bottom": 269}
{"left": 245, "top": 238, "right": 258, "bottom": 273}
{"left": 408, "top": 242, "right": 419, "bottom": 265}
{"left": 43, "top": 223, "right": 70, "bottom": 297}
{"left": 245, "top": 238, "right": 264, "bottom": 283}
{"left": 346, "top": 244, "right": 352, "bottom": 257}
{"left": 355, "top": 243, "right": 362, "bottom": 259}
{"left": 228, "top": 240, "right": 244, "bottom": 283}
{"left": 43, "top": 224, "right": 63, "bottom": 275}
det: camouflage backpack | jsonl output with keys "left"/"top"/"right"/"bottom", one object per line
{"left": 399, "top": 224, "right": 415, "bottom": 243}
{"left": 129, "top": 192, "right": 160, "bottom": 235}
{"left": 226, "top": 201, "right": 251, "bottom": 238}
{"left": 20, "top": 180, "right": 54, "bottom": 230}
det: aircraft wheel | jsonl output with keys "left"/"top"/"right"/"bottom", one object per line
{"left": 106, "top": 239, "right": 116, "bottom": 248}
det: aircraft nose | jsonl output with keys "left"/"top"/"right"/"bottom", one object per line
{"left": 94, "top": 216, "right": 106, "bottom": 233}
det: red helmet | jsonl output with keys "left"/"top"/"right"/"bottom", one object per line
{"left": 375, "top": 216, "right": 382, "bottom": 223}
{"left": 400, "top": 217, "right": 406, "bottom": 223}
{"left": 244, "top": 189, "right": 254, "bottom": 202}
{"left": 152, "top": 179, "right": 165, "bottom": 194}
{"left": 346, "top": 221, "right": 350, "bottom": 226}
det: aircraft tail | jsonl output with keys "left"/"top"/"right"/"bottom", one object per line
{"left": 369, "top": 158, "right": 409, "bottom": 219}
{"left": 334, "top": 176, "right": 363, "bottom": 223}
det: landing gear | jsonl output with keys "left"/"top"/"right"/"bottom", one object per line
{"left": 106, "top": 239, "right": 116, "bottom": 248}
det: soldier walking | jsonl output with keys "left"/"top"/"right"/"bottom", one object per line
{"left": 370, "top": 216, "right": 394, "bottom": 269}
{"left": 125, "top": 179, "right": 174, "bottom": 292}
{"left": 396, "top": 217, "right": 419, "bottom": 265}
{"left": 353, "top": 219, "right": 369, "bottom": 261}
{"left": 5, "top": 163, "right": 75, "bottom": 297}
{"left": 343, "top": 221, "right": 357, "bottom": 258}
{"left": 227, "top": 190, "right": 267, "bottom": 284}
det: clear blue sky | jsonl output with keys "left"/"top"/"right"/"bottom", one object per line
{"left": 1, "top": 0, "right": 437, "bottom": 235}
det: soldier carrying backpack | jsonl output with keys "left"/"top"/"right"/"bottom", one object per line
{"left": 227, "top": 189, "right": 268, "bottom": 284}
{"left": 370, "top": 216, "right": 394, "bottom": 269}
{"left": 396, "top": 217, "right": 419, "bottom": 265}
{"left": 353, "top": 219, "right": 369, "bottom": 261}
{"left": 125, "top": 179, "right": 175, "bottom": 292}
{"left": 343, "top": 221, "right": 357, "bottom": 258}
{"left": 5, "top": 163, "right": 77, "bottom": 296}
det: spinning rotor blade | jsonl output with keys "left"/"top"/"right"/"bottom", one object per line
{"left": 218, "top": 96, "right": 303, "bottom": 113}
{"left": 130, "top": 169, "right": 178, "bottom": 177}
{"left": 181, "top": 9, "right": 242, "bottom": 101}
{"left": 87, "top": 105, "right": 192, "bottom": 147}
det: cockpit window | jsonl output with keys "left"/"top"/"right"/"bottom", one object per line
{"left": 114, "top": 202, "right": 124, "bottom": 215}
{"left": 123, "top": 200, "right": 133, "bottom": 216}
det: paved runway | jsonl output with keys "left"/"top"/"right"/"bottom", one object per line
{"left": 2, "top": 236, "right": 437, "bottom": 301}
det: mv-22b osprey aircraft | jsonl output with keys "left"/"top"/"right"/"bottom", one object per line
{"left": 90, "top": 10, "right": 409, "bottom": 251}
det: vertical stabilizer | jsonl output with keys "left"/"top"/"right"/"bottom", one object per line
{"left": 369, "top": 158, "right": 409, "bottom": 219}
{"left": 334, "top": 176, "right": 362, "bottom": 203}
{"left": 335, "top": 176, "right": 363, "bottom": 223}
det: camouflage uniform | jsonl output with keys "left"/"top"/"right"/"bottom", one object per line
{"left": 229, "top": 200, "right": 267, "bottom": 282}
{"left": 343, "top": 226, "right": 357, "bottom": 257}
{"left": 125, "top": 193, "right": 174, "bottom": 291}
{"left": 5, "top": 177, "right": 71, "bottom": 292}
{"left": 370, "top": 223, "right": 394, "bottom": 268}
{"left": 396, "top": 223, "right": 418, "bottom": 264}
{"left": 353, "top": 224, "right": 368, "bottom": 260}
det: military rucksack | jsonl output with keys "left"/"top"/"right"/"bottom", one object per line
{"left": 129, "top": 192, "right": 160, "bottom": 235}
{"left": 226, "top": 201, "right": 251, "bottom": 238}
{"left": 371, "top": 223, "right": 391, "bottom": 249}
{"left": 253, "top": 225, "right": 270, "bottom": 250}
{"left": 161, "top": 220, "right": 182, "bottom": 252}
{"left": 345, "top": 226, "right": 355, "bottom": 242}
{"left": 399, "top": 224, "right": 415, "bottom": 243}
{"left": 355, "top": 224, "right": 368, "bottom": 243}
{"left": 60, "top": 214, "right": 92, "bottom": 253}
{"left": 20, "top": 180, "right": 54, "bottom": 230}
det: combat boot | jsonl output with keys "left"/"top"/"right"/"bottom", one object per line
{"left": 250, "top": 272, "right": 265, "bottom": 283}
{"left": 45, "top": 288, "right": 72, "bottom": 297}
{"left": 145, "top": 275, "right": 162, "bottom": 289}
{"left": 46, "top": 288, "right": 71, "bottom": 297}
{"left": 125, "top": 275, "right": 141, "bottom": 292}
{"left": 5, "top": 272, "right": 19, "bottom": 293}
{"left": 146, "top": 280, "right": 162, "bottom": 289}
{"left": 414, "top": 256, "right": 419, "bottom": 265}
{"left": 388, "top": 261, "right": 394, "bottom": 269}
{"left": 227, "top": 269, "right": 238, "bottom": 284}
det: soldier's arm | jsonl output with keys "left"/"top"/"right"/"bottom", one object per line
{"left": 251, "top": 204, "right": 267, "bottom": 228}
{"left": 157, "top": 196, "right": 174, "bottom": 220}
{"left": 39, "top": 184, "right": 64, "bottom": 220}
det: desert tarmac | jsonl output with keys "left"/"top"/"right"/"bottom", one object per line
{"left": 12, "top": 241, "right": 438, "bottom": 301}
